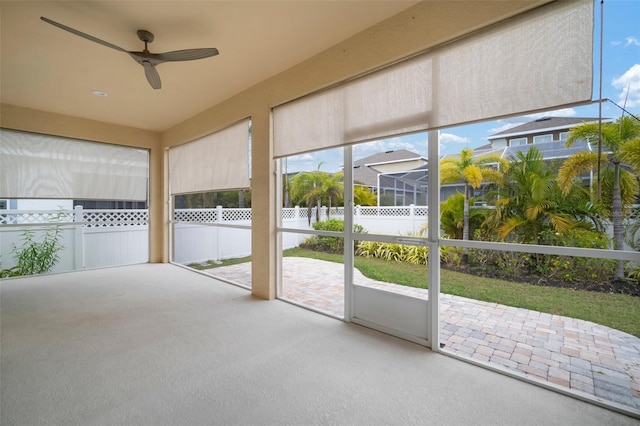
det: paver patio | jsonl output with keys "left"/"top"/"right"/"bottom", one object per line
{"left": 205, "top": 257, "right": 640, "bottom": 414}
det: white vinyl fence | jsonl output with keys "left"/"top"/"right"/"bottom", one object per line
{"left": 2, "top": 205, "right": 628, "bottom": 273}
{"left": 5, "top": 205, "right": 424, "bottom": 272}
{"left": 172, "top": 205, "right": 429, "bottom": 264}
{"left": 0, "top": 207, "right": 148, "bottom": 274}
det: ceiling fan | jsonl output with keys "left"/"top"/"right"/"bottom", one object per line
{"left": 41, "top": 17, "right": 219, "bottom": 90}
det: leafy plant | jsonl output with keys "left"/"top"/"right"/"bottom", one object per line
{"left": 2, "top": 224, "right": 65, "bottom": 277}
{"left": 440, "top": 193, "right": 488, "bottom": 239}
{"left": 356, "top": 238, "right": 429, "bottom": 265}
{"left": 486, "top": 147, "right": 602, "bottom": 245}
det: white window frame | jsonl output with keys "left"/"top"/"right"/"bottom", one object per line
{"left": 533, "top": 134, "right": 553, "bottom": 144}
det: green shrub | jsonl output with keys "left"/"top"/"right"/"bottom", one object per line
{"left": 466, "top": 228, "right": 618, "bottom": 284}
{"left": 534, "top": 229, "right": 616, "bottom": 283}
{"left": 300, "top": 219, "right": 365, "bottom": 253}
{"left": 440, "top": 246, "right": 463, "bottom": 266}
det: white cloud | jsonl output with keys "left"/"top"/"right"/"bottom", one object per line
{"left": 487, "top": 108, "right": 577, "bottom": 134}
{"left": 488, "top": 122, "right": 522, "bottom": 134}
{"left": 353, "top": 135, "right": 428, "bottom": 160}
{"left": 611, "top": 40, "right": 623, "bottom": 47}
{"left": 612, "top": 63, "right": 640, "bottom": 107}
{"left": 291, "top": 153, "right": 314, "bottom": 161}
{"left": 439, "top": 133, "right": 470, "bottom": 145}
{"left": 625, "top": 37, "right": 640, "bottom": 47}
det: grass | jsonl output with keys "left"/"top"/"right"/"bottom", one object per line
{"left": 187, "top": 255, "right": 252, "bottom": 270}
{"left": 190, "top": 247, "right": 640, "bottom": 337}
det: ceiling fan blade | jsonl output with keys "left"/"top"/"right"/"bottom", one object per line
{"left": 142, "top": 62, "right": 162, "bottom": 89}
{"left": 41, "top": 17, "right": 128, "bottom": 54}
{"left": 152, "top": 48, "right": 219, "bottom": 63}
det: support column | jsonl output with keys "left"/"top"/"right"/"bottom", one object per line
{"left": 251, "top": 112, "right": 276, "bottom": 299}
{"left": 149, "top": 144, "right": 168, "bottom": 263}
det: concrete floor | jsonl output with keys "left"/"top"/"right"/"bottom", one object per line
{"left": 1, "top": 264, "right": 638, "bottom": 425}
{"left": 211, "top": 257, "right": 640, "bottom": 413}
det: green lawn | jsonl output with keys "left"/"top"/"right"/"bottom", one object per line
{"left": 190, "top": 247, "right": 640, "bottom": 338}
{"left": 187, "top": 256, "right": 252, "bottom": 270}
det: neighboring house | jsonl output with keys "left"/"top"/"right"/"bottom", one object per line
{"left": 352, "top": 149, "right": 428, "bottom": 206}
{"left": 380, "top": 117, "right": 612, "bottom": 206}
{"left": 486, "top": 116, "right": 608, "bottom": 149}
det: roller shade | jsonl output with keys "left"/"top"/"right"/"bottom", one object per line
{"left": 273, "top": 0, "right": 593, "bottom": 158}
{"left": 168, "top": 119, "right": 250, "bottom": 195}
{"left": 0, "top": 129, "right": 149, "bottom": 201}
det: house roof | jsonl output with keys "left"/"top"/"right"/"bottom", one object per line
{"left": 353, "top": 149, "right": 423, "bottom": 187}
{"left": 353, "top": 149, "right": 424, "bottom": 167}
{"left": 488, "top": 117, "right": 605, "bottom": 139}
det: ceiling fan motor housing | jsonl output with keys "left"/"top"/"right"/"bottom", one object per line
{"left": 137, "top": 30, "right": 154, "bottom": 44}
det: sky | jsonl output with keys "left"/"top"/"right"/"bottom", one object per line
{"left": 285, "top": 0, "right": 640, "bottom": 174}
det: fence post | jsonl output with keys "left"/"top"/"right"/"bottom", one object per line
{"left": 73, "top": 205, "right": 84, "bottom": 269}
{"left": 294, "top": 206, "right": 300, "bottom": 229}
{"left": 410, "top": 204, "right": 415, "bottom": 235}
{"left": 216, "top": 205, "right": 223, "bottom": 223}
{"left": 354, "top": 205, "right": 360, "bottom": 229}
{"left": 216, "top": 205, "right": 223, "bottom": 260}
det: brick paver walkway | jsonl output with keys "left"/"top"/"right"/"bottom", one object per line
{"left": 205, "top": 257, "right": 640, "bottom": 413}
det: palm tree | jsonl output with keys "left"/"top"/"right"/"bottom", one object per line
{"left": 488, "top": 147, "right": 602, "bottom": 244}
{"left": 558, "top": 116, "right": 640, "bottom": 278}
{"left": 440, "top": 193, "right": 487, "bottom": 240}
{"left": 440, "top": 148, "right": 506, "bottom": 242}
{"left": 289, "top": 162, "right": 344, "bottom": 224}
{"left": 322, "top": 171, "right": 344, "bottom": 217}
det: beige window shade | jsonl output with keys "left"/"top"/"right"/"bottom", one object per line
{"left": 168, "top": 119, "right": 250, "bottom": 195}
{"left": 0, "top": 129, "right": 149, "bottom": 201}
{"left": 273, "top": 0, "right": 592, "bottom": 158}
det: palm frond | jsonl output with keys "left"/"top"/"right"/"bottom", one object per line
{"left": 462, "top": 164, "right": 483, "bottom": 189}
{"left": 548, "top": 213, "right": 573, "bottom": 234}
{"left": 498, "top": 216, "right": 524, "bottom": 239}
{"left": 618, "top": 137, "right": 640, "bottom": 173}
{"left": 557, "top": 151, "right": 599, "bottom": 194}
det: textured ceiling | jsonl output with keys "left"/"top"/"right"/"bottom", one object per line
{"left": 0, "top": 1, "right": 417, "bottom": 132}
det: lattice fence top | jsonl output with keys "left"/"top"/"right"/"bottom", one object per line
{"left": 83, "top": 210, "right": 148, "bottom": 227}
{"left": 0, "top": 210, "right": 72, "bottom": 225}
{"left": 282, "top": 209, "right": 297, "bottom": 220}
{"left": 0, "top": 209, "right": 148, "bottom": 227}
{"left": 359, "top": 207, "right": 412, "bottom": 217}
{"left": 174, "top": 209, "right": 217, "bottom": 223}
{"left": 299, "top": 209, "right": 311, "bottom": 219}
{"left": 414, "top": 207, "right": 428, "bottom": 217}
{"left": 1, "top": 206, "right": 432, "bottom": 226}
{"left": 222, "top": 209, "right": 251, "bottom": 222}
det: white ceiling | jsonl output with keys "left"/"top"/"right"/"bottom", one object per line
{"left": 1, "top": 1, "right": 418, "bottom": 132}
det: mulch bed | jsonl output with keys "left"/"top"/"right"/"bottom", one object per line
{"left": 443, "top": 264, "right": 640, "bottom": 297}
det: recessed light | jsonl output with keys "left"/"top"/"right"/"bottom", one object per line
{"left": 91, "top": 90, "right": 108, "bottom": 97}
